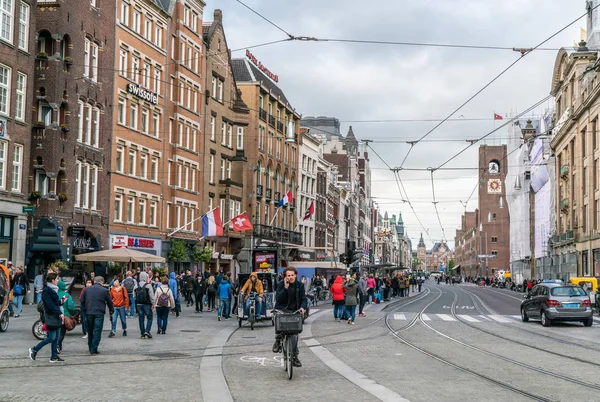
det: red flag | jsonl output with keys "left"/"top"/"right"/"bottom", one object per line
{"left": 303, "top": 201, "right": 315, "bottom": 221}
{"left": 494, "top": 113, "right": 503, "bottom": 121}
{"left": 231, "top": 212, "right": 253, "bottom": 232}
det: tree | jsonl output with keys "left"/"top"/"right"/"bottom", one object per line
{"left": 412, "top": 258, "right": 419, "bottom": 269}
{"left": 447, "top": 259, "right": 456, "bottom": 276}
{"left": 191, "top": 245, "right": 213, "bottom": 271}
{"left": 168, "top": 239, "right": 189, "bottom": 273}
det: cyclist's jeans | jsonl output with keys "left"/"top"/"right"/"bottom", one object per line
{"left": 276, "top": 333, "right": 298, "bottom": 357}
{"left": 244, "top": 298, "right": 263, "bottom": 317}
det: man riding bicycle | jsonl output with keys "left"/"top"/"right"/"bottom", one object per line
{"left": 240, "top": 272, "right": 264, "bottom": 319}
{"left": 272, "top": 267, "right": 307, "bottom": 367}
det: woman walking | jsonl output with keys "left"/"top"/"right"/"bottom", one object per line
{"left": 154, "top": 276, "right": 175, "bottom": 334}
{"left": 344, "top": 274, "right": 359, "bottom": 325}
{"left": 366, "top": 274, "right": 376, "bottom": 304}
{"left": 57, "top": 280, "right": 74, "bottom": 354}
{"left": 330, "top": 275, "right": 346, "bottom": 321}
{"left": 206, "top": 275, "right": 216, "bottom": 312}
{"left": 29, "top": 273, "right": 65, "bottom": 363}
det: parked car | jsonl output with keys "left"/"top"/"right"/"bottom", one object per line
{"left": 521, "top": 283, "right": 593, "bottom": 327}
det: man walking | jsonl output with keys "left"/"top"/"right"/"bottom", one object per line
{"left": 136, "top": 272, "right": 155, "bottom": 338}
{"left": 217, "top": 275, "right": 232, "bottom": 321}
{"left": 358, "top": 272, "right": 368, "bottom": 317}
{"left": 34, "top": 271, "right": 44, "bottom": 304}
{"left": 80, "top": 276, "right": 114, "bottom": 355}
{"left": 122, "top": 271, "right": 137, "bottom": 318}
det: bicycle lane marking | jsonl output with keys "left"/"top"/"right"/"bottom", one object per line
{"left": 200, "top": 326, "right": 235, "bottom": 402}
{"left": 301, "top": 310, "right": 411, "bottom": 402}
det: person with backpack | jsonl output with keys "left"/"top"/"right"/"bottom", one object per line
{"left": 154, "top": 276, "right": 175, "bottom": 334}
{"left": 135, "top": 272, "right": 155, "bottom": 339}
{"left": 109, "top": 278, "right": 130, "bottom": 338}
{"left": 122, "top": 271, "right": 137, "bottom": 318}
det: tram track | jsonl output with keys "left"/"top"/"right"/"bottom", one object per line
{"left": 385, "top": 285, "right": 600, "bottom": 401}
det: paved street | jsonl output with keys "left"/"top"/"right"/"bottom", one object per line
{"left": 3, "top": 282, "right": 600, "bottom": 401}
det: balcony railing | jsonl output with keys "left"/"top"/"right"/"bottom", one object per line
{"left": 277, "top": 121, "right": 284, "bottom": 132}
{"left": 259, "top": 108, "right": 267, "bottom": 121}
{"left": 256, "top": 184, "right": 263, "bottom": 198}
{"left": 253, "top": 224, "right": 303, "bottom": 245}
{"left": 268, "top": 115, "right": 275, "bottom": 127}
{"left": 265, "top": 188, "right": 272, "bottom": 200}
{"left": 560, "top": 165, "right": 569, "bottom": 179}
{"left": 560, "top": 198, "right": 569, "bottom": 211}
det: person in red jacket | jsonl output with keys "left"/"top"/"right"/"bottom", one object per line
{"left": 330, "top": 276, "right": 346, "bottom": 321}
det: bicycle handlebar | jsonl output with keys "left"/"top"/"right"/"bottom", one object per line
{"left": 271, "top": 308, "right": 303, "bottom": 315}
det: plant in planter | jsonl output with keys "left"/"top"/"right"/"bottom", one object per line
{"left": 47, "top": 260, "right": 69, "bottom": 273}
{"left": 60, "top": 123, "right": 70, "bottom": 132}
{"left": 28, "top": 191, "right": 42, "bottom": 201}
{"left": 33, "top": 121, "right": 46, "bottom": 128}
{"left": 63, "top": 56, "right": 73, "bottom": 65}
{"left": 58, "top": 192, "right": 68, "bottom": 202}
{"left": 37, "top": 52, "right": 48, "bottom": 59}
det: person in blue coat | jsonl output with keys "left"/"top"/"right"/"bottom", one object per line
{"left": 168, "top": 272, "right": 180, "bottom": 317}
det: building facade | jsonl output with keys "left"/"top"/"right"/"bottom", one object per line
{"left": 0, "top": 0, "right": 35, "bottom": 270}
{"left": 27, "top": 0, "right": 116, "bottom": 276}
{"left": 297, "top": 130, "right": 319, "bottom": 255}
{"left": 232, "top": 55, "right": 302, "bottom": 273}
{"left": 201, "top": 9, "right": 249, "bottom": 274}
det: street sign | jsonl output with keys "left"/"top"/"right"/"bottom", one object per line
{"left": 19, "top": 224, "right": 25, "bottom": 230}
{"left": 477, "top": 254, "right": 497, "bottom": 258}
{"left": 22, "top": 206, "right": 35, "bottom": 213}
{"left": 57, "top": 226, "right": 63, "bottom": 231}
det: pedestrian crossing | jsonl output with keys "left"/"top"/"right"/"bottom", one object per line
{"left": 391, "top": 313, "right": 525, "bottom": 323}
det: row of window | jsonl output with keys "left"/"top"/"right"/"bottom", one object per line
{"left": 167, "top": 159, "right": 198, "bottom": 192}
{"left": 119, "top": 47, "right": 163, "bottom": 94}
{"left": 208, "top": 116, "right": 244, "bottom": 150}
{"left": 121, "top": 0, "right": 165, "bottom": 48}
{"left": 255, "top": 163, "right": 296, "bottom": 193}
{"left": 77, "top": 101, "right": 101, "bottom": 148}
{"left": 83, "top": 38, "right": 99, "bottom": 82}
{"left": 0, "top": 65, "right": 26, "bottom": 120}
{"left": 114, "top": 193, "right": 159, "bottom": 226}
{"left": 117, "top": 96, "right": 161, "bottom": 138}
{"left": 207, "top": 154, "right": 232, "bottom": 184}
{"left": 169, "top": 118, "right": 200, "bottom": 152}
{"left": 169, "top": 76, "right": 200, "bottom": 114}
{"left": 175, "top": 35, "right": 202, "bottom": 75}
{"left": 0, "top": 142, "right": 23, "bottom": 193}
{"left": 254, "top": 200, "right": 293, "bottom": 229}
{"left": 211, "top": 76, "right": 224, "bottom": 102}
{"left": 258, "top": 125, "right": 296, "bottom": 164}
{"left": 74, "top": 161, "right": 99, "bottom": 210}
{"left": 115, "top": 144, "right": 160, "bottom": 182}
{"left": 0, "top": 1, "right": 29, "bottom": 51}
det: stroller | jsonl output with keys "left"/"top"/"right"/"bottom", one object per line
{"left": 0, "top": 264, "right": 9, "bottom": 332}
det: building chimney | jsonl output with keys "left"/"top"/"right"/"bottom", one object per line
{"left": 214, "top": 9, "right": 223, "bottom": 23}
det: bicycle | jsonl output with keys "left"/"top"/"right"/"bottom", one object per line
{"left": 273, "top": 309, "right": 303, "bottom": 380}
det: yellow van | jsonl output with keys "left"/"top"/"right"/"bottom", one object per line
{"left": 568, "top": 277, "right": 598, "bottom": 307}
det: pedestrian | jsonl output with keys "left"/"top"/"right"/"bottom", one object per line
{"left": 109, "top": 278, "right": 129, "bottom": 338}
{"left": 135, "top": 271, "right": 155, "bottom": 339}
{"left": 57, "top": 280, "right": 74, "bottom": 354}
{"left": 154, "top": 276, "right": 175, "bottom": 334}
{"left": 11, "top": 266, "right": 29, "bottom": 318}
{"left": 399, "top": 275, "right": 406, "bottom": 297}
{"left": 122, "top": 271, "right": 137, "bottom": 318}
{"left": 206, "top": 275, "right": 216, "bottom": 311}
{"left": 217, "top": 275, "right": 232, "bottom": 321}
{"left": 34, "top": 272, "right": 44, "bottom": 304}
{"left": 194, "top": 275, "right": 205, "bottom": 313}
{"left": 343, "top": 274, "right": 359, "bottom": 325}
{"left": 358, "top": 272, "right": 368, "bottom": 317}
{"left": 80, "top": 279, "right": 93, "bottom": 339}
{"left": 185, "top": 270, "right": 195, "bottom": 307}
{"left": 331, "top": 275, "right": 346, "bottom": 321}
{"left": 404, "top": 277, "right": 410, "bottom": 297}
{"left": 418, "top": 277, "right": 423, "bottom": 292}
{"left": 168, "top": 272, "right": 180, "bottom": 317}
{"left": 29, "top": 272, "right": 66, "bottom": 363}
{"left": 80, "top": 276, "right": 114, "bottom": 355}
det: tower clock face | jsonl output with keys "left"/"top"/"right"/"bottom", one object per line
{"left": 489, "top": 161, "right": 499, "bottom": 174}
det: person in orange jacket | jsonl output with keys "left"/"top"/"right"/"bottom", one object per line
{"left": 109, "top": 278, "right": 130, "bottom": 338}
{"left": 330, "top": 276, "right": 346, "bottom": 321}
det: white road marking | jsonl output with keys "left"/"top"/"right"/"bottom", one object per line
{"left": 457, "top": 315, "right": 480, "bottom": 322}
{"left": 201, "top": 327, "right": 235, "bottom": 402}
{"left": 421, "top": 314, "right": 431, "bottom": 321}
{"left": 478, "top": 315, "right": 492, "bottom": 321}
{"left": 436, "top": 314, "right": 456, "bottom": 322}
{"left": 393, "top": 313, "right": 406, "bottom": 320}
{"left": 488, "top": 315, "right": 512, "bottom": 323}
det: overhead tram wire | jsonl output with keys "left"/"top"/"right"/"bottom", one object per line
{"left": 394, "top": 4, "right": 599, "bottom": 170}
{"left": 233, "top": 0, "right": 295, "bottom": 39}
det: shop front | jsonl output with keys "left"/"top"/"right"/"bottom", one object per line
{"left": 110, "top": 234, "right": 162, "bottom": 256}
{"left": 68, "top": 226, "right": 101, "bottom": 274}
{"left": 253, "top": 250, "right": 277, "bottom": 274}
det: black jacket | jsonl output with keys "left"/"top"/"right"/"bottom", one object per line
{"left": 81, "top": 283, "right": 114, "bottom": 316}
{"left": 11, "top": 272, "right": 29, "bottom": 292}
{"left": 275, "top": 280, "right": 308, "bottom": 311}
{"left": 41, "top": 286, "right": 62, "bottom": 316}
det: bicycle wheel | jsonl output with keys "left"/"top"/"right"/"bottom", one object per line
{"left": 32, "top": 320, "right": 47, "bottom": 340}
{"left": 249, "top": 304, "right": 255, "bottom": 330}
{"left": 282, "top": 337, "right": 288, "bottom": 371}
{"left": 286, "top": 335, "right": 293, "bottom": 380}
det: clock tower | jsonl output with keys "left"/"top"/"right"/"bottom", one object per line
{"left": 477, "top": 145, "right": 510, "bottom": 277}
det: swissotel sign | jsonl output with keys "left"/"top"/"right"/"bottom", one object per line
{"left": 127, "top": 83, "right": 159, "bottom": 105}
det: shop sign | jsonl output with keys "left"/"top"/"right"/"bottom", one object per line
{"left": 127, "top": 83, "right": 159, "bottom": 105}
{"left": 111, "top": 235, "right": 128, "bottom": 248}
{"left": 255, "top": 253, "right": 275, "bottom": 263}
{"left": 212, "top": 252, "right": 234, "bottom": 260}
{"left": 69, "top": 226, "right": 86, "bottom": 237}
{"left": 73, "top": 236, "right": 93, "bottom": 250}
{"left": 0, "top": 118, "right": 7, "bottom": 139}
{"left": 246, "top": 50, "right": 279, "bottom": 83}
{"left": 316, "top": 252, "right": 328, "bottom": 260}
{"left": 128, "top": 237, "right": 155, "bottom": 249}
{"left": 300, "top": 253, "right": 311, "bottom": 260}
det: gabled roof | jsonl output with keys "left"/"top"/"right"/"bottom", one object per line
{"left": 231, "top": 58, "right": 293, "bottom": 110}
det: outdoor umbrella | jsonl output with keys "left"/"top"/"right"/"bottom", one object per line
{"left": 74, "top": 248, "right": 165, "bottom": 263}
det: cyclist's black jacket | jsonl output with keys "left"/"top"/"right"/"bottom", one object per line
{"left": 275, "top": 280, "right": 308, "bottom": 311}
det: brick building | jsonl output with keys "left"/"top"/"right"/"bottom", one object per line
{"left": 26, "top": 0, "right": 116, "bottom": 276}
{"left": 201, "top": 9, "right": 249, "bottom": 274}
{"left": 0, "top": 0, "right": 35, "bottom": 269}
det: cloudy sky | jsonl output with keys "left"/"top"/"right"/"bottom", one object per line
{"left": 206, "top": 0, "right": 587, "bottom": 248}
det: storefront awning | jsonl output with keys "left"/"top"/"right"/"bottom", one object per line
{"left": 75, "top": 247, "right": 165, "bottom": 263}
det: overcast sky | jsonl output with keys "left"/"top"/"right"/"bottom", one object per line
{"left": 206, "top": 0, "right": 587, "bottom": 248}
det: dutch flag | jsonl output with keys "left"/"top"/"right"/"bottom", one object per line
{"left": 278, "top": 191, "right": 293, "bottom": 207}
{"left": 201, "top": 208, "right": 223, "bottom": 237}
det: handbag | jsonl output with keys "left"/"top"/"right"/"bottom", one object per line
{"left": 63, "top": 316, "right": 76, "bottom": 331}
{"left": 44, "top": 311, "right": 63, "bottom": 330}
{"left": 13, "top": 284, "right": 24, "bottom": 295}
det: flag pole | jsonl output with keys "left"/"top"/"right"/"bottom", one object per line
{"left": 167, "top": 208, "right": 216, "bottom": 237}
{"left": 269, "top": 206, "right": 281, "bottom": 228}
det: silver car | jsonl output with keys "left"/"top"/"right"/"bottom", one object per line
{"left": 521, "top": 283, "right": 594, "bottom": 327}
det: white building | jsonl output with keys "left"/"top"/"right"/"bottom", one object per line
{"left": 297, "top": 131, "right": 320, "bottom": 250}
